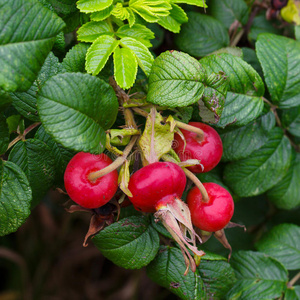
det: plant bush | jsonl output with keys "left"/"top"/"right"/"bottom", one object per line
{"left": 0, "top": 0, "right": 300, "bottom": 299}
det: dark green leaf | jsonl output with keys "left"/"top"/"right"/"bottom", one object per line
{"left": 220, "top": 112, "right": 276, "bottom": 161}
{"left": 62, "top": 43, "right": 90, "bottom": 73}
{"left": 0, "top": 113, "right": 9, "bottom": 154}
{"left": 256, "top": 33, "right": 300, "bottom": 108}
{"left": 174, "top": 12, "right": 229, "bottom": 57}
{"left": 0, "top": 0, "right": 65, "bottom": 92}
{"left": 35, "top": 125, "right": 74, "bottom": 181}
{"left": 285, "top": 286, "right": 300, "bottom": 300}
{"left": 37, "top": 73, "right": 118, "bottom": 153}
{"left": 208, "top": 0, "right": 249, "bottom": 29}
{"left": 8, "top": 139, "right": 55, "bottom": 207}
{"left": 0, "top": 160, "right": 32, "bottom": 236}
{"left": 147, "top": 246, "right": 206, "bottom": 300}
{"left": 256, "top": 224, "right": 300, "bottom": 270}
{"left": 281, "top": 106, "right": 300, "bottom": 138}
{"left": 242, "top": 47, "right": 263, "bottom": 79}
{"left": 0, "top": 89, "right": 12, "bottom": 110}
{"left": 10, "top": 52, "right": 63, "bottom": 122}
{"left": 93, "top": 215, "right": 160, "bottom": 269}
{"left": 227, "top": 251, "right": 288, "bottom": 300}
{"left": 147, "top": 51, "right": 205, "bottom": 108}
{"left": 224, "top": 128, "right": 293, "bottom": 197}
{"left": 267, "top": 153, "right": 300, "bottom": 210}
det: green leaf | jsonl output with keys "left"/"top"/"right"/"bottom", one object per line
{"left": 227, "top": 251, "right": 288, "bottom": 300}
{"left": 211, "top": 46, "right": 243, "bottom": 58}
{"left": 37, "top": 73, "right": 118, "bottom": 154}
{"left": 147, "top": 51, "right": 205, "bottom": 108}
{"left": 86, "top": 35, "right": 119, "bottom": 75}
{"left": 120, "top": 37, "right": 154, "bottom": 76}
{"left": 281, "top": 106, "right": 300, "bottom": 138}
{"left": 224, "top": 128, "right": 293, "bottom": 197}
{"left": 220, "top": 111, "right": 276, "bottom": 162}
{"left": 35, "top": 125, "right": 74, "bottom": 181}
{"left": 267, "top": 152, "right": 300, "bottom": 210}
{"left": 113, "top": 46, "right": 138, "bottom": 89}
{"left": 285, "top": 286, "right": 300, "bottom": 300}
{"left": 200, "top": 259, "right": 236, "bottom": 299}
{"left": 0, "top": 0, "right": 65, "bottom": 92}
{"left": 77, "top": 21, "right": 112, "bottom": 42}
{"left": 173, "top": 0, "right": 207, "bottom": 7}
{"left": 208, "top": 0, "right": 249, "bottom": 29}
{"left": 158, "top": 3, "right": 188, "bottom": 33}
{"left": 0, "top": 160, "right": 32, "bottom": 236}
{"left": 6, "top": 115, "right": 22, "bottom": 134}
{"left": 93, "top": 215, "right": 160, "bottom": 269}
{"left": 242, "top": 47, "right": 263, "bottom": 79}
{"left": 0, "top": 113, "right": 9, "bottom": 155}
{"left": 0, "top": 89, "right": 12, "bottom": 110}
{"left": 62, "top": 43, "right": 89, "bottom": 73}
{"left": 76, "top": 0, "right": 113, "bottom": 13}
{"left": 147, "top": 246, "right": 206, "bottom": 300}
{"left": 256, "top": 224, "right": 300, "bottom": 270}
{"left": 295, "top": 25, "right": 300, "bottom": 40}
{"left": 174, "top": 12, "right": 229, "bottom": 57}
{"left": 90, "top": 5, "right": 113, "bottom": 21}
{"left": 10, "top": 52, "right": 63, "bottom": 122}
{"left": 139, "top": 108, "right": 174, "bottom": 164}
{"left": 116, "top": 24, "right": 155, "bottom": 48}
{"left": 8, "top": 139, "right": 55, "bottom": 207}
{"left": 256, "top": 33, "right": 300, "bottom": 108}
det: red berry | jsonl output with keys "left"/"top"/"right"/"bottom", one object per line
{"left": 128, "top": 162, "right": 186, "bottom": 213}
{"left": 173, "top": 122, "right": 223, "bottom": 173}
{"left": 64, "top": 152, "right": 118, "bottom": 209}
{"left": 187, "top": 183, "right": 234, "bottom": 232}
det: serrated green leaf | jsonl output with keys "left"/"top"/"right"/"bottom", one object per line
{"left": 224, "top": 128, "right": 293, "bottom": 197}
{"left": 256, "top": 33, "right": 300, "bottom": 108}
{"left": 147, "top": 246, "right": 206, "bottom": 300}
{"left": 285, "top": 286, "right": 300, "bottom": 300}
{"left": 0, "top": 0, "right": 65, "bottom": 92}
{"left": 281, "top": 106, "right": 300, "bottom": 138}
{"left": 256, "top": 224, "right": 300, "bottom": 270}
{"left": 148, "top": 51, "right": 205, "bottom": 108}
{"left": 10, "top": 52, "right": 63, "bottom": 122}
{"left": 139, "top": 108, "right": 174, "bottom": 164}
{"left": 0, "top": 160, "right": 32, "bottom": 236}
{"left": 113, "top": 46, "right": 138, "bottom": 89}
{"left": 62, "top": 43, "right": 90, "bottom": 73}
{"left": 112, "top": 3, "right": 131, "bottom": 21}
{"left": 200, "top": 259, "right": 236, "bottom": 299}
{"left": 227, "top": 251, "right": 288, "bottom": 300}
{"left": 86, "top": 35, "right": 119, "bottom": 75}
{"left": 175, "top": 12, "right": 229, "bottom": 57}
{"left": 267, "top": 153, "right": 300, "bottom": 209}
{"left": 211, "top": 46, "right": 243, "bottom": 57}
{"left": 0, "top": 113, "right": 9, "bottom": 154}
{"left": 208, "top": 0, "right": 249, "bottom": 29}
{"left": 8, "top": 139, "right": 55, "bottom": 207}
{"left": 76, "top": 0, "right": 113, "bottom": 13}
{"left": 120, "top": 37, "right": 154, "bottom": 76}
{"left": 35, "top": 125, "right": 74, "bottom": 181}
{"left": 116, "top": 24, "right": 154, "bottom": 48}
{"left": 158, "top": 3, "right": 188, "bottom": 33}
{"left": 37, "top": 73, "right": 118, "bottom": 154}
{"left": 77, "top": 21, "right": 112, "bottom": 42}
{"left": 93, "top": 215, "right": 160, "bottom": 269}
{"left": 90, "top": 5, "right": 113, "bottom": 21}
{"left": 220, "top": 111, "right": 276, "bottom": 162}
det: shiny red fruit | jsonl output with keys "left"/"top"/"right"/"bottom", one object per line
{"left": 173, "top": 122, "right": 223, "bottom": 173}
{"left": 64, "top": 152, "right": 118, "bottom": 209}
{"left": 187, "top": 182, "right": 234, "bottom": 232}
{"left": 128, "top": 162, "right": 186, "bottom": 213}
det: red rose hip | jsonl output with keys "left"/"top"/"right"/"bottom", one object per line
{"left": 173, "top": 122, "right": 223, "bottom": 173}
{"left": 187, "top": 182, "right": 234, "bottom": 232}
{"left": 64, "top": 152, "right": 118, "bottom": 209}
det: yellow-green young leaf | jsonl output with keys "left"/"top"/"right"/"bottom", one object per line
{"left": 120, "top": 37, "right": 154, "bottom": 76}
{"left": 77, "top": 0, "right": 113, "bottom": 13}
{"left": 86, "top": 35, "right": 119, "bottom": 75}
{"left": 90, "top": 5, "right": 113, "bottom": 21}
{"left": 77, "top": 21, "right": 112, "bottom": 42}
{"left": 118, "top": 160, "right": 132, "bottom": 197}
{"left": 139, "top": 108, "right": 174, "bottom": 164}
{"left": 113, "top": 46, "right": 138, "bottom": 89}
{"left": 112, "top": 3, "right": 130, "bottom": 21}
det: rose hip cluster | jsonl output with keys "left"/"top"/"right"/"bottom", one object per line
{"left": 63, "top": 121, "right": 234, "bottom": 272}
